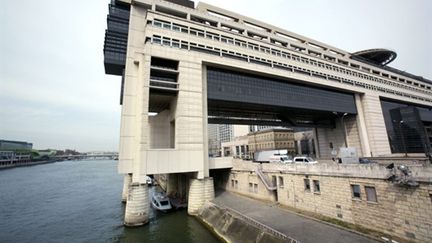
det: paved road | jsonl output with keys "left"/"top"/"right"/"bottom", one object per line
{"left": 212, "top": 191, "right": 378, "bottom": 243}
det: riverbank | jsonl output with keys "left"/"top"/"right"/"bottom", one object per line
{"left": 0, "top": 159, "right": 59, "bottom": 170}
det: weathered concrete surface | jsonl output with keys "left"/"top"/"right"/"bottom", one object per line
{"left": 124, "top": 183, "right": 150, "bottom": 226}
{"left": 197, "top": 201, "right": 291, "bottom": 243}
{"left": 213, "top": 191, "right": 378, "bottom": 243}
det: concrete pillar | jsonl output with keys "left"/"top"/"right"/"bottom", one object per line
{"left": 121, "top": 174, "right": 132, "bottom": 203}
{"left": 188, "top": 177, "right": 214, "bottom": 215}
{"left": 124, "top": 183, "right": 150, "bottom": 227}
{"left": 355, "top": 94, "right": 371, "bottom": 157}
{"left": 166, "top": 174, "right": 178, "bottom": 197}
{"left": 203, "top": 177, "right": 215, "bottom": 202}
{"left": 187, "top": 178, "right": 205, "bottom": 215}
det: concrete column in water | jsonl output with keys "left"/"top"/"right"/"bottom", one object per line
{"left": 203, "top": 177, "right": 215, "bottom": 202}
{"left": 121, "top": 174, "right": 132, "bottom": 203}
{"left": 124, "top": 182, "right": 150, "bottom": 227}
{"left": 188, "top": 177, "right": 214, "bottom": 215}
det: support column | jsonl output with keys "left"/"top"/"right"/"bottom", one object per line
{"left": 124, "top": 183, "right": 149, "bottom": 227}
{"left": 203, "top": 177, "right": 215, "bottom": 202}
{"left": 188, "top": 178, "right": 204, "bottom": 215}
{"left": 166, "top": 173, "right": 178, "bottom": 197}
{"left": 188, "top": 177, "right": 214, "bottom": 215}
{"left": 355, "top": 94, "right": 371, "bottom": 157}
{"left": 122, "top": 174, "right": 132, "bottom": 203}
{"left": 358, "top": 93, "right": 391, "bottom": 156}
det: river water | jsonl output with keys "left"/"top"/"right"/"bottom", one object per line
{"left": 0, "top": 160, "right": 219, "bottom": 243}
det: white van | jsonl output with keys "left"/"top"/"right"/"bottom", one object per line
{"left": 269, "top": 155, "right": 293, "bottom": 163}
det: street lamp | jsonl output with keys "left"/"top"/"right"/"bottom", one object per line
{"left": 333, "top": 112, "right": 348, "bottom": 148}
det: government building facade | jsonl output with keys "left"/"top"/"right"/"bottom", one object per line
{"left": 103, "top": 0, "right": 432, "bottom": 227}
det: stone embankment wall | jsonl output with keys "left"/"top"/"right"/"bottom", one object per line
{"left": 197, "top": 201, "right": 299, "bottom": 243}
{"left": 225, "top": 160, "right": 432, "bottom": 243}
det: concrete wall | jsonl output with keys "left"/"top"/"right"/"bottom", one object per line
{"left": 149, "top": 110, "right": 174, "bottom": 149}
{"left": 197, "top": 202, "right": 291, "bottom": 243}
{"left": 223, "top": 161, "right": 432, "bottom": 242}
{"left": 360, "top": 93, "right": 392, "bottom": 157}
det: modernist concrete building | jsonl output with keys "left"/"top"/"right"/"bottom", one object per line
{"left": 103, "top": 0, "right": 432, "bottom": 226}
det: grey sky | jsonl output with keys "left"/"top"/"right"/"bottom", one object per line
{"left": 1, "top": 0, "right": 431, "bottom": 152}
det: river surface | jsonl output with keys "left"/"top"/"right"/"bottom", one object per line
{"left": 0, "top": 160, "right": 219, "bottom": 243}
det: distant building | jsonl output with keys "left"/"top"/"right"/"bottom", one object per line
{"left": 248, "top": 128, "right": 295, "bottom": 156}
{"left": 208, "top": 124, "right": 249, "bottom": 157}
{"left": 249, "top": 125, "right": 274, "bottom": 133}
{"left": 294, "top": 130, "right": 316, "bottom": 156}
{"left": 0, "top": 140, "right": 33, "bottom": 150}
{"left": 221, "top": 135, "right": 249, "bottom": 159}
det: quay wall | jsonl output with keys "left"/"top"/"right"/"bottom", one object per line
{"left": 223, "top": 160, "right": 432, "bottom": 243}
{"left": 0, "top": 160, "right": 58, "bottom": 170}
{"left": 197, "top": 201, "right": 298, "bottom": 243}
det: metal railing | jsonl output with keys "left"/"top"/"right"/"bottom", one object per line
{"left": 256, "top": 166, "right": 277, "bottom": 191}
{"left": 209, "top": 202, "right": 300, "bottom": 243}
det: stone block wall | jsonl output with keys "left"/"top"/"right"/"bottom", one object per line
{"left": 224, "top": 161, "right": 432, "bottom": 242}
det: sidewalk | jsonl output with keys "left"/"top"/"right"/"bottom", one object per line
{"left": 212, "top": 191, "right": 378, "bottom": 243}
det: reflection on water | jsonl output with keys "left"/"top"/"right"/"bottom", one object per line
{"left": 0, "top": 160, "right": 219, "bottom": 243}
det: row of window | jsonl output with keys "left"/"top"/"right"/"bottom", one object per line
{"left": 304, "top": 178, "right": 321, "bottom": 193}
{"left": 231, "top": 179, "right": 260, "bottom": 194}
{"left": 235, "top": 175, "right": 378, "bottom": 204}
{"left": 351, "top": 184, "right": 378, "bottom": 202}
{"left": 250, "top": 133, "right": 294, "bottom": 141}
{"left": 249, "top": 142, "right": 294, "bottom": 150}
{"left": 150, "top": 6, "right": 346, "bottom": 58}
{"left": 149, "top": 35, "right": 432, "bottom": 104}
{"left": 248, "top": 183, "right": 259, "bottom": 193}
{"left": 150, "top": 18, "right": 432, "bottom": 94}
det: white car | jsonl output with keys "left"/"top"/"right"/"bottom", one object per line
{"left": 293, "top": 156, "right": 318, "bottom": 164}
{"left": 269, "top": 155, "right": 293, "bottom": 163}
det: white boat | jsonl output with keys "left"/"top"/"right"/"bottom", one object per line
{"left": 151, "top": 192, "right": 172, "bottom": 211}
{"left": 145, "top": 176, "right": 153, "bottom": 185}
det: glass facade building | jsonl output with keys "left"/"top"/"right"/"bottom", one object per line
{"left": 381, "top": 99, "right": 432, "bottom": 154}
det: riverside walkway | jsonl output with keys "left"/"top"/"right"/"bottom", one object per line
{"left": 212, "top": 191, "right": 378, "bottom": 243}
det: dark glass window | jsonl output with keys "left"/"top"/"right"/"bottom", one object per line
{"left": 207, "top": 67, "right": 357, "bottom": 114}
{"left": 313, "top": 180, "right": 320, "bottom": 193}
{"left": 304, "top": 179, "right": 310, "bottom": 191}
{"left": 380, "top": 99, "right": 432, "bottom": 154}
{"left": 351, "top": 185, "right": 361, "bottom": 199}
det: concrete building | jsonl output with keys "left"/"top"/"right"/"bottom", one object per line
{"left": 207, "top": 124, "right": 248, "bottom": 157}
{"left": 103, "top": 0, "right": 432, "bottom": 226}
{"left": 294, "top": 130, "right": 316, "bottom": 156}
{"left": 221, "top": 135, "right": 249, "bottom": 158}
{"left": 249, "top": 125, "right": 274, "bottom": 133}
{"left": 248, "top": 128, "right": 295, "bottom": 156}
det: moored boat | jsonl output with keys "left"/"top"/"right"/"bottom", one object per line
{"left": 151, "top": 192, "right": 172, "bottom": 211}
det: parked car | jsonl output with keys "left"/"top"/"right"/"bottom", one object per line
{"left": 269, "top": 155, "right": 293, "bottom": 163}
{"left": 293, "top": 156, "right": 318, "bottom": 164}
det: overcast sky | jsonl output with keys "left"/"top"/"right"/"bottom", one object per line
{"left": 1, "top": 0, "right": 431, "bottom": 152}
